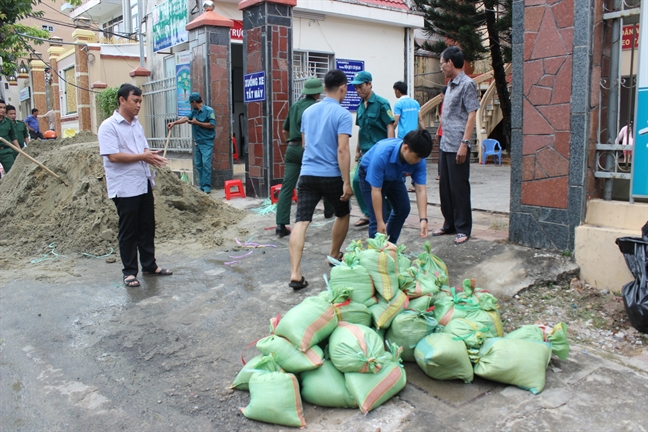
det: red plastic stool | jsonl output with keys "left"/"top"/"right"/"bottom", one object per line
{"left": 270, "top": 184, "right": 297, "bottom": 204}
{"left": 224, "top": 179, "right": 246, "bottom": 200}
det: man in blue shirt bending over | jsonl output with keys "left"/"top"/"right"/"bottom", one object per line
{"left": 358, "top": 129, "right": 432, "bottom": 243}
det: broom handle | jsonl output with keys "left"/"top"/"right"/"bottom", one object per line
{"left": 162, "top": 128, "right": 172, "bottom": 159}
{"left": 0, "top": 137, "right": 64, "bottom": 183}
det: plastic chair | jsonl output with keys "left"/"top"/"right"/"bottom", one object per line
{"left": 270, "top": 184, "right": 298, "bottom": 204}
{"left": 224, "top": 179, "right": 246, "bottom": 200}
{"left": 481, "top": 139, "right": 502, "bottom": 165}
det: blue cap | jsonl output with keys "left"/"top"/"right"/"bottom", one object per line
{"left": 189, "top": 92, "right": 202, "bottom": 102}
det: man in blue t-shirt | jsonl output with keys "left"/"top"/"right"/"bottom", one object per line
{"left": 358, "top": 129, "right": 432, "bottom": 243}
{"left": 288, "top": 70, "right": 353, "bottom": 290}
{"left": 167, "top": 92, "right": 216, "bottom": 193}
{"left": 393, "top": 81, "right": 424, "bottom": 192}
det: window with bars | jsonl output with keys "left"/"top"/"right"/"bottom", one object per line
{"left": 292, "top": 51, "right": 333, "bottom": 102}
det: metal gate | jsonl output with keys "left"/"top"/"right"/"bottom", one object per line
{"left": 595, "top": 0, "right": 641, "bottom": 200}
{"left": 141, "top": 77, "right": 192, "bottom": 152}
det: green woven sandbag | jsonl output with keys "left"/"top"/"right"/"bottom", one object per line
{"left": 318, "top": 287, "right": 372, "bottom": 327}
{"left": 329, "top": 322, "right": 390, "bottom": 373}
{"left": 385, "top": 310, "right": 438, "bottom": 362}
{"left": 414, "top": 333, "right": 474, "bottom": 383}
{"left": 242, "top": 371, "right": 306, "bottom": 427}
{"left": 369, "top": 289, "right": 408, "bottom": 329}
{"left": 407, "top": 295, "right": 433, "bottom": 312}
{"left": 547, "top": 322, "right": 569, "bottom": 360}
{"left": 398, "top": 264, "right": 441, "bottom": 298}
{"left": 345, "top": 361, "right": 407, "bottom": 414}
{"left": 433, "top": 286, "right": 481, "bottom": 326}
{"left": 358, "top": 234, "right": 400, "bottom": 301}
{"left": 329, "top": 253, "right": 376, "bottom": 305}
{"left": 442, "top": 317, "right": 493, "bottom": 349}
{"left": 474, "top": 337, "right": 552, "bottom": 394}
{"left": 300, "top": 360, "right": 357, "bottom": 408}
{"left": 231, "top": 354, "right": 281, "bottom": 391}
{"left": 412, "top": 241, "right": 449, "bottom": 285}
{"left": 396, "top": 244, "right": 411, "bottom": 275}
{"left": 275, "top": 295, "right": 338, "bottom": 352}
{"left": 505, "top": 322, "right": 570, "bottom": 360}
{"left": 256, "top": 335, "right": 324, "bottom": 373}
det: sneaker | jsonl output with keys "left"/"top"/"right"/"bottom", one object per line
{"left": 276, "top": 224, "right": 291, "bottom": 238}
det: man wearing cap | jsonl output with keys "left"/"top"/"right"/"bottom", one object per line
{"left": 0, "top": 99, "right": 20, "bottom": 174}
{"left": 167, "top": 92, "right": 216, "bottom": 193}
{"left": 349, "top": 71, "right": 395, "bottom": 227}
{"left": 275, "top": 77, "right": 334, "bottom": 237}
{"left": 6, "top": 104, "right": 30, "bottom": 148}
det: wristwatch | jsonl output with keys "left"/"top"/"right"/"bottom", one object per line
{"left": 461, "top": 140, "right": 472, "bottom": 149}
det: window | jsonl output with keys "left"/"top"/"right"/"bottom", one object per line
{"left": 64, "top": 67, "right": 77, "bottom": 115}
{"left": 292, "top": 51, "right": 333, "bottom": 102}
{"left": 41, "top": 25, "right": 54, "bottom": 32}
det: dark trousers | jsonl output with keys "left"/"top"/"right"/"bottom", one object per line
{"left": 358, "top": 166, "right": 411, "bottom": 244}
{"left": 113, "top": 182, "right": 157, "bottom": 277}
{"left": 439, "top": 150, "right": 472, "bottom": 236}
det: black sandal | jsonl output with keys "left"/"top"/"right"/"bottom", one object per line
{"left": 328, "top": 252, "right": 344, "bottom": 268}
{"left": 143, "top": 268, "right": 173, "bottom": 276}
{"left": 123, "top": 275, "right": 140, "bottom": 287}
{"left": 289, "top": 276, "right": 309, "bottom": 290}
{"left": 432, "top": 228, "right": 455, "bottom": 237}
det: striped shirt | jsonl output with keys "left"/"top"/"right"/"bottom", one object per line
{"left": 440, "top": 71, "right": 480, "bottom": 152}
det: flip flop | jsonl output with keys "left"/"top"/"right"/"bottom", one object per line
{"left": 432, "top": 228, "right": 455, "bottom": 236}
{"left": 454, "top": 234, "right": 470, "bottom": 245}
{"left": 289, "top": 276, "right": 309, "bottom": 290}
{"left": 407, "top": 188, "right": 415, "bottom": 193}
{"left": 143, "top": 268, "right": 173, "bottom": 276}
{"left": 123, "top": 275, "right": 140, "bottom": 287}
{"left": 328, "top": 252, "right": 344, "bottom": 268}
{"left": 354, "top": 218, "right": 370, "bottom": 227}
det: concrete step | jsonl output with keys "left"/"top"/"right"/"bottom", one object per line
{"left": 585, "top": 199, "right": 648, "bottom": 231}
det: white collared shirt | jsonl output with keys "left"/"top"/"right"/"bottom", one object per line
{"left": 98, "top": 110, "right": 154, "bottom": 198}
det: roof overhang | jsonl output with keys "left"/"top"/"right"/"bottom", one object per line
{"left": 295, "top": 0, "right": 423, "bottom": 27}
{"left": 70, "top": 0, "right": 122, "bottom": 23}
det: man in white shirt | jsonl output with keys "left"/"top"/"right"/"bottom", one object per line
{"left": 98, "top": 83, "right": 173, "bottom": 287}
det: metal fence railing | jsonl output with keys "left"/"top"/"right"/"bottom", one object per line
{"left": 142, "top": 77, "right": 192, "bottom": 152}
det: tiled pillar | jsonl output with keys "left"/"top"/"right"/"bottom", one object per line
{"left": 239, "top": 0, "right": 294, "bottom": 198}
{"left": 28, "top": 59, "right": 48, "bottom": 132}
{"left": 510, "top": 0, "right": 600, "bottom": 251}
{"left": 47, "top": 41, "right": 65, "bottom": 137}
{"left": 72, "top": 29, "right": 95, "bottom": 131}
{"left": 186, "top": 10, "right": 234, "bottom": 189}
{"left": 129, "top": 67, "right": 152, "bottom": 137}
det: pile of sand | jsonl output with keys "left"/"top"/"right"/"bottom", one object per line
{"left": 0, "top": 133, "right": 244, "bottom": 266}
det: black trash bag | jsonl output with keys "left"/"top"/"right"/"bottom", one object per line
{"left": 616, "top": 224, "right": 648, "bottom": 333}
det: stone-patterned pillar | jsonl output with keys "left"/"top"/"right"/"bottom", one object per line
{"left": 72, "top": 29, "right": 95, "bottom": 131}
{"left": 510, "top": 0, "right": 600, "bottom": 251}
{"left": 28, "top": 59, "right": 48, "bottom": 131}
{"left": 48, "top": 41, "right": 65, "bottom": 137}
{"left": 240, "top": 0, "right": 294, "bottom": 198}
{"left": 186, "top": 10, "right": 234, "bottom": 189}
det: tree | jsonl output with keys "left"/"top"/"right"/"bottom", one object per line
{"left": 413, "top": 0, "right": 512, "bottom": 151}
{"left": 0, "top": 0, "right": 81, "bottom": 77}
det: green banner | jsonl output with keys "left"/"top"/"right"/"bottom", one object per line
{"left": 152, "top": 0, "right": 188, "bottom": 52}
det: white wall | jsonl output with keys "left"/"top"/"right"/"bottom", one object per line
{"left": 294, "top": 15, "right": 407, "bottom": 159}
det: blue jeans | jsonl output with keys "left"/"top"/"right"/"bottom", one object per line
{"left": 358, "top": 166, "right": 411, "bottom": 244}
{"left": 194, "top": 140, "right": 214, "bottom": 192}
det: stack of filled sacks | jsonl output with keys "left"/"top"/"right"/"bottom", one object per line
{"left": 232, "top": 280, "right": 407, "bottom": 427}
{"left": 415, "top": 277, "right": 571, "bottom": 394}
{"left": 232, "top": 234, "right": 572, "bottom": 427}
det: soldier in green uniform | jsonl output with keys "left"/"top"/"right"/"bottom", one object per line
{"left": 168, "top": 92, "right": 216, "bottom": 193}
{"left": 0, "top": 99, "right": 20, "bottom": 174}
{"left": 275, "top": 77, "right": 334, "bottom": 237}
{"left": 6, "top": 105, "right": 29, "bottom": 148}
{"left": 349, "top": 71, "right": 395, "bottom": 227}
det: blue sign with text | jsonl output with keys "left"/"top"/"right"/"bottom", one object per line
{"left": 336, "top": 59, "right": 364, "bottom": 112}
{"left": 244, "top": 71, "right": 266, "bottom": 103}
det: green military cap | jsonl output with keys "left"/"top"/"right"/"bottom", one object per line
{"left": 349, "top": 71, "right": 372, "bottom": 85}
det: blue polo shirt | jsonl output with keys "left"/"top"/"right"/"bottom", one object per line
{"left": 300, "top": 97, "right": 353, "bottom": 177}
{"left": 187, "top": 105, "right": 216, "bottom": 142}
{"left": 25, "top": 114, "right": 40, "bottom": 133}
{"left": 360, "top": 138, "right": 427, "bottom": 187}
{"left": 394, "top": 96, "right": 421, "bottom": 139}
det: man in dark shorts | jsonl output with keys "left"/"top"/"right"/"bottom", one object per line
{"left": 288, "top": 70, "right": 353, "bottom": 290}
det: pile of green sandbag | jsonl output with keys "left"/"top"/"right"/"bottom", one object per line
{"left": 232, "top": 234, "right": 571, "bottom": 427}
